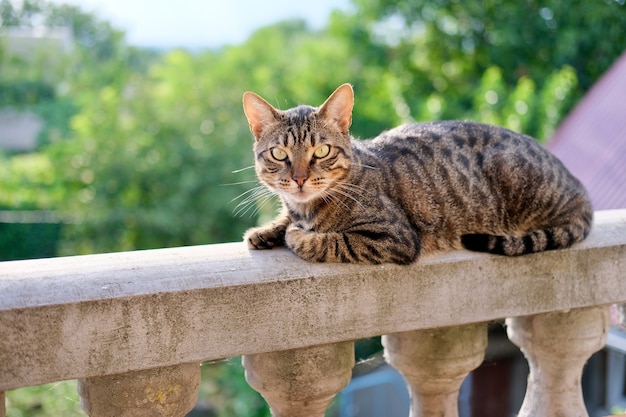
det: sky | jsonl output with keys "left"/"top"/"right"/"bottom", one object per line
{"left": 48, "top": 0, "right": 352, "bottom": 49}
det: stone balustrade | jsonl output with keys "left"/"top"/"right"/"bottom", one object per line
{"left": 1, "top": 209, "right": 626, "bottom": 417}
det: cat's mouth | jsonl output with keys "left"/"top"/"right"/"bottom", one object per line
{"left": 288, "top": 187, "right": 323, "bottom": 203}
{"left": 277, "top": 184, "right": 327, "bottom": 204}
{"left": 268, "top": 175, "right": 340, "bottom": 204}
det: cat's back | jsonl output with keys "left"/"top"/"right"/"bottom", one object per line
{"left": 353, "top": 120, "right": 590, "bottom": 253}
{"left": 366, "top": 120, "right": 541, "bottom": 156}
{"left": 361, "top": 120, "right": 563, "bottom": 184}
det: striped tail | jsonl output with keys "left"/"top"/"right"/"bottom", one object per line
{"left": 461, "top": 222, "right": 592, "bottom": 256}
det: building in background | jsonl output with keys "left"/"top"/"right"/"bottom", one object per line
{"left": 2, "top": 26, "right": 73, "bottom": 58}
{"left": 0, "top": 26, "right": 73, "bottom": 152}
{"left": 547, "top": 51, "right": 626, "bottom": 211}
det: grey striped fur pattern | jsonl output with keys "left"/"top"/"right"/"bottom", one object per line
{"left": 242, "top": 84, "right": 592, "bottom": 264}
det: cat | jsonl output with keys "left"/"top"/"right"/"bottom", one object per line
{"left": 242, "top": 84, "right": 592, "bottom": 265}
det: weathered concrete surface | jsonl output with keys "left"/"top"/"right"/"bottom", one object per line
{"left": 1, "top": 210, "right": 625, "bottom": 391}
{"left": 384, "top": 323, "right": 487, "bottom": 417}
{"left": 507, "top": 307, "right": 609, "bottom": 417}
{"left": 77, "top": 362, "right": 200, "bottom": 417}
{"left": 243, "top": 342, "right": 354, "bottom": 417}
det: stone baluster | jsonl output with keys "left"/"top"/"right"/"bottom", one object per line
{"left": 77, "top": 362, "right": 201, "bottom": 417}
{"left": 506, "top": 306, "right": 610, "bottom": 417}
{"left": 242, "top": 341, "right": 355, "bottom": 417}
{"left": 383, "top": 323, "right": 488, "bottom": 417}
{"left": 1, "top": 391, "right": 5, "bottom": 417}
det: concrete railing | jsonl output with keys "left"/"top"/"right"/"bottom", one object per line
{"left": 1, "top": 209, "right": 626, "bottom": 417}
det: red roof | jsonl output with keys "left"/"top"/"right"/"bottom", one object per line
{"left": 547, "top": 51, "right": 626, "bottom": 210}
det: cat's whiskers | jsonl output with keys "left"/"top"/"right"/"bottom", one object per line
{"left": 233, "top": 196, "right": 262, "bottom": 217}
{"left": 353, "top": 162, "right": 380, "bottom": 170}
{"left": 247, "top": 192, "right": 277, "bottom": 218}
{"left": 319, "top": 192, "right": 335, "bottom": 208}
{"left": 221, "top": 175, "right": 263, "bottom": 215}
{"left": 220, "top": 180, "right": 259, "bottom": 187}
{"left": 235, "top": 193, "right": 275, "bottom": 217}
{"left": 336, "top": 180, "right": 371, "bottom": 194}
{"left": 337, "top": 180, "right": 371, "bottom": 196}
{"left": 231, "top": 165, "right": 256, "bottom": 174}
{"left": 232, "top": 185, "right": 276, "bottom": 217}
{"left": 229, "top": 185, "right": 265, "bottom": 204}
{"left": 238, "top": 187, "right": 274, "bottom": 206}
{"left": 320, "top": 189, "right": 352, "bottom": 211}
{"left": 327, "top": 182, "right": 366, "bottom": 210}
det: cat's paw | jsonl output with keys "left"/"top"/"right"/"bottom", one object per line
{"left": 285, "top": 224, "right": 319, "bottom": 261}
{"left": 244, "top": 225, "right": 286, "bottom": 249}
{"left": 285, "top": 223, "right": 308, "bottom": 244}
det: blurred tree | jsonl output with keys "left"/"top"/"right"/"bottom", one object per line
{"left": 329, "top": 0, "right": 625, "bottom": 140}
{"left": 0, "top": 150, "right": 66, "bottom": 260}
{"left": 0, "top": 0, "right": 19, "bottom": 26}
{"left": 0, "top": 152, "right": 62, "bottom": 208}
{"left": 51, "top": 50, "right": 257, "bottom": 252}
{"left": 0, "top": 0, "right": 41, "bottom": 26}
{"left": 52, "top": 20, "right": 362, "bottom": 253}
{"left": 0, "top": 0, "right": 158, "bottom": 146}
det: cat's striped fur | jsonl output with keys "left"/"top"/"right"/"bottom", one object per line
{"left": 242, "top": 84, "right": 592, "bottom": 264}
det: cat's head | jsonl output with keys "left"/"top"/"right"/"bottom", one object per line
{"left": 242, "top": 84, "right": 354, "bottom": 204}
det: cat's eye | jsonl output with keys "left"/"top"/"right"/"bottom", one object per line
{"left": 270, "top": 148, "right": 288, "bottom": 161}
{"left": 314, "top": 144, "right": 331, "bottom": 159}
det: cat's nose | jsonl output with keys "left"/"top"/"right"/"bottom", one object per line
{"left": 293, "top": 175, "right": 307, "bottom": 188}
{"left": 292, "top": 164, "right": 308, "bottom": 188}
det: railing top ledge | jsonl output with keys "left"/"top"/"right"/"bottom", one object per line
{"left": 2, "top": 209, "right": 625, "bottom": 310}
{"left": 1, "top": 209, "right": 626, "bottom": 390}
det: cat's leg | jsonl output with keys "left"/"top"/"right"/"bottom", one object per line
{"left": 244, "top": 209, "right": 291, "bottom": 249}
{"left": 285, "top": 222, "right": 421, "bottom": 264}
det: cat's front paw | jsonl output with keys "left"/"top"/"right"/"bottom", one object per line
{"left": 285, "top": 224, "right": 320, "bottom": 261}
{"left": 284, "top": 223, "right": 304, "bottom": 245}
{"left": 244, "top": 225, "right": 286, "bottom": 249}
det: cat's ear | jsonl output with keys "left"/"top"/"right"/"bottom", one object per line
{"left": 242, "top": 92, "right": 281, "bottom": 139}
{"left": 318, "top": 83, "right": 354, "bottom": 133}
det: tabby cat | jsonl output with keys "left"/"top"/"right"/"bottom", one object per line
{"left": 242, "top": 84, "right": 592, "bottom": 265}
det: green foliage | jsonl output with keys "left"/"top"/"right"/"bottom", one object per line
{"left": 0, "top": 152, "right": 63, "bottom": 208}
{"left": 207, "top": 359, "right": 271, "bottom": 417}
{"left": 332, "top": 0, "right": 624, "bottom": 140}
{"left": 349, "top": 0, "right": 625, "bottom": 91}
{"left": 5, "top": 363, "right": 273, "bottom": 417}
{"left": 51, "top": 53, "right": 260, "bottom": 253}
{"left": 32, "top": 97, "right": 78, "bottom": 147}
{"left": 0, "top": 221, "right": 61, "bottom": 260}
{"left": 0, "top": 153, "right": 64, "bottom": 259}
{"left": 5, "top": 381, "right": 83, "bottom": 417}
{"left": 51, "top": 20, "right": 362, "bottom": 253}
{"left": 0, "top": 80, "right": 54, "bottom": 106}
